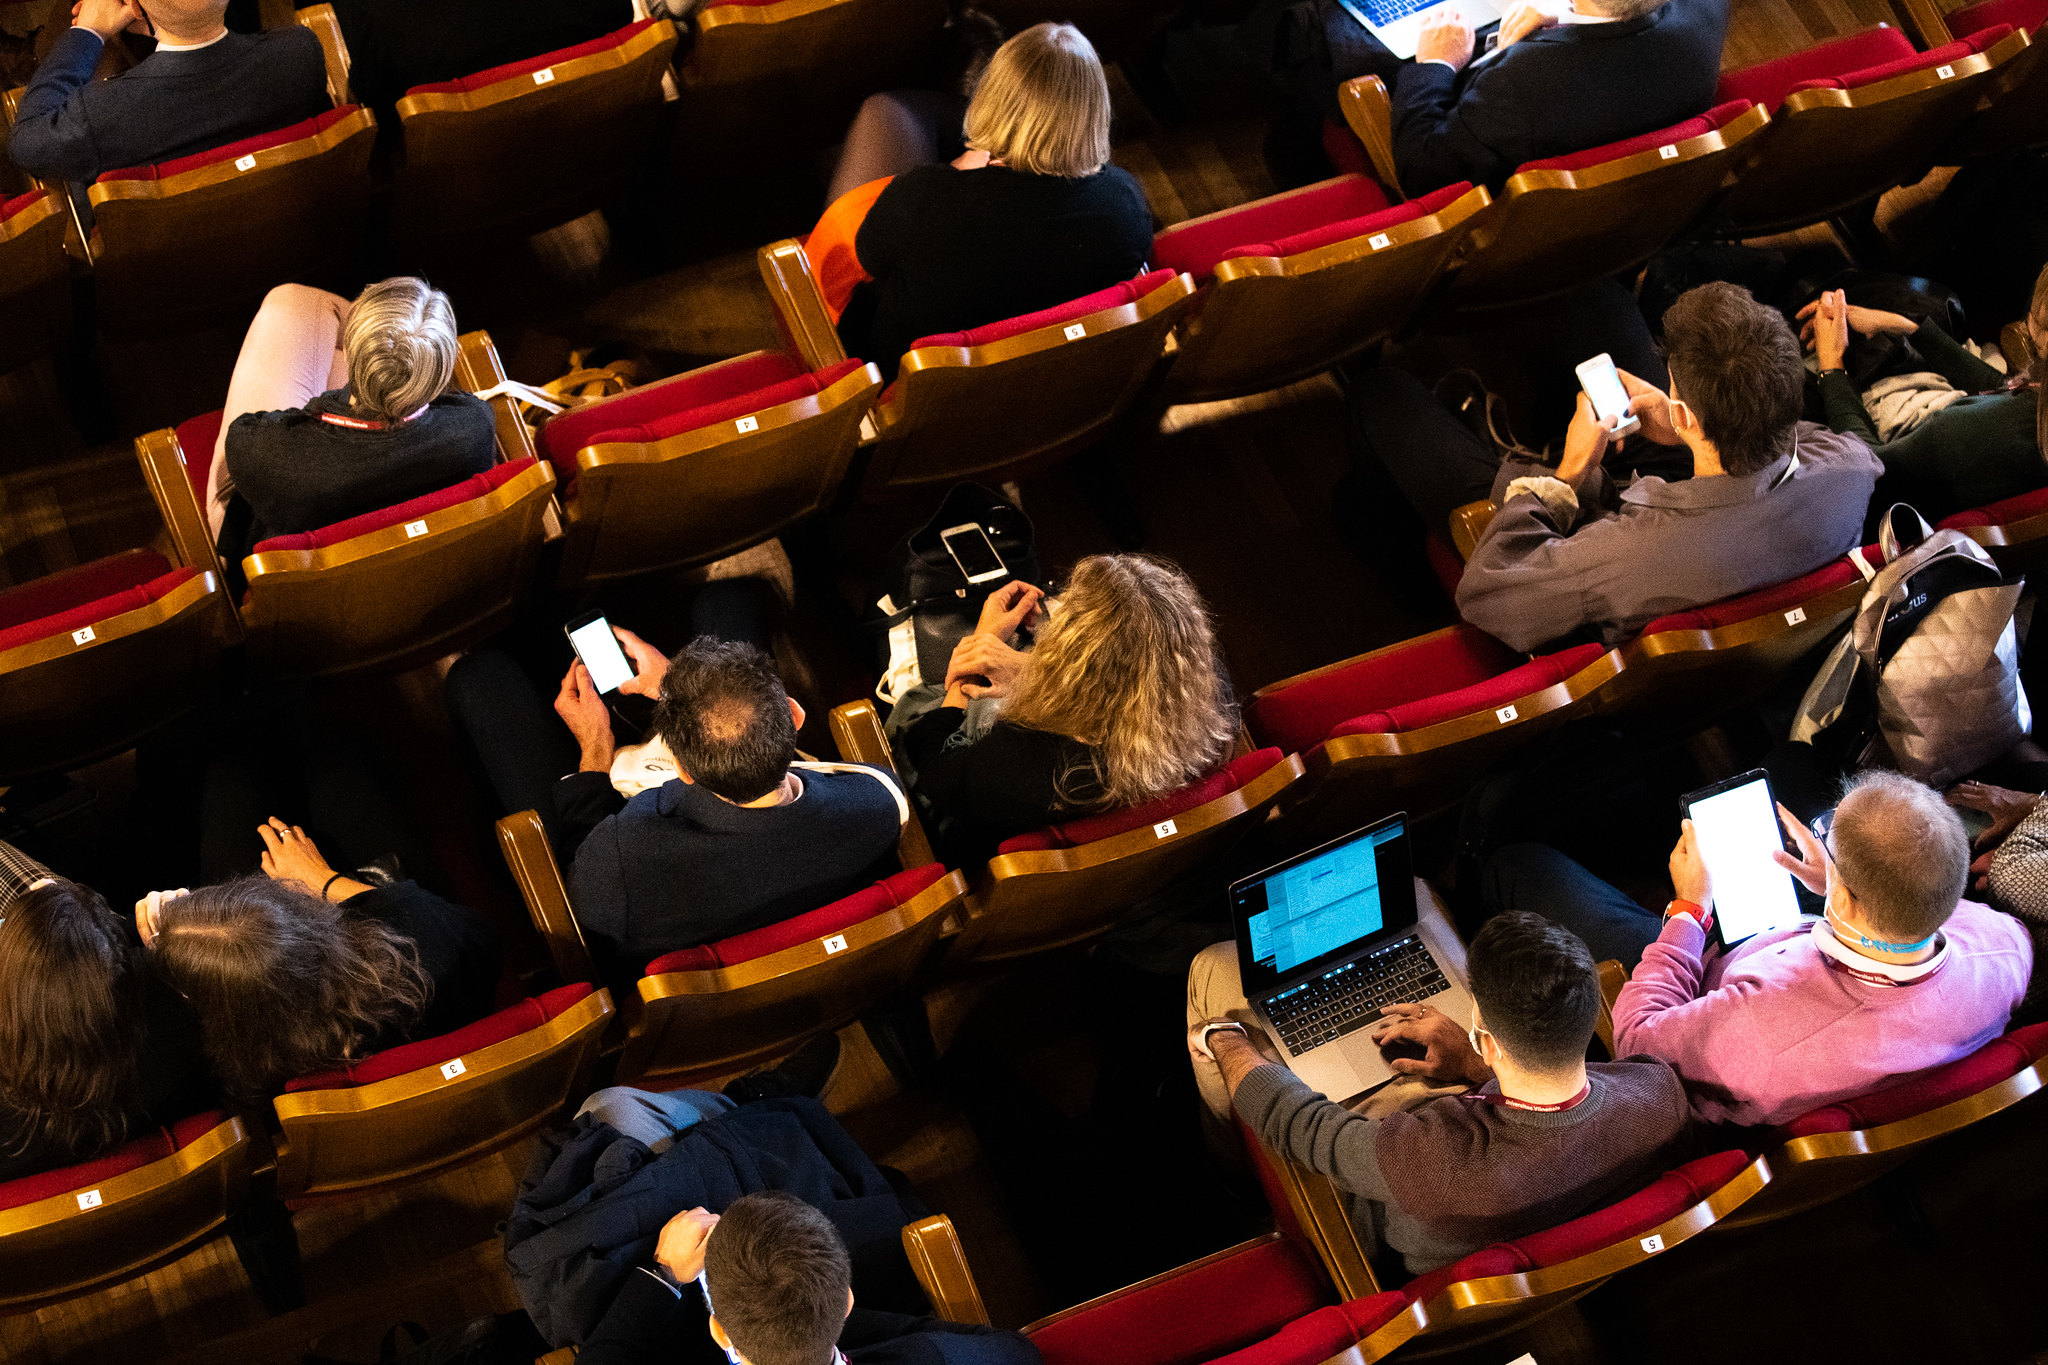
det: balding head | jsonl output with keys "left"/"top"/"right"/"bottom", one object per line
{"left": 653, "top": 638, "right": 797, "bottom": 803}
{"left": 1830, "top": 770, "right": 1969, "bottom": 942}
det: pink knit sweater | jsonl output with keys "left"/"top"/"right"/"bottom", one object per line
{"left": 1612, "top": 903, "right": 2032, "bottom": 1128}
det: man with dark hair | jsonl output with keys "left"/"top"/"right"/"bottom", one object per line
{"left": 1193, "top": 912, "right": 1690, "bottom": 1275}
{"left": 580, "top": 1193, "right": 1040, "bottom": 1365}
{"left": 1352, "top": 281, "right": 1880, "bottom": 651}
{"left": 1493, "top": 771, "right": 2032, "bottom": 1128}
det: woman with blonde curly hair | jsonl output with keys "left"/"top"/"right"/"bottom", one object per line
{"left": 901, "top": 554, "right": 1238, "bottom": 864}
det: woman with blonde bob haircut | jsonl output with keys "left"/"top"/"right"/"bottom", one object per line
{"left": 833, "top": 21, "right": 1154, "bottom": 380}
{"left": 902, "top": 554, "right": 1238, "bottom": 864}
{"left": 207, "top": 276, "right": 498, "bottom": 589}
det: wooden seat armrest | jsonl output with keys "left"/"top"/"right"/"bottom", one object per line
{"left": 1595, "top": 958, "right": 1628, "bottom": 1060}
{"left": 1338, "top": 75, "right": 1401, "bottom": 200}
{"left": 1448, "top": 499, "right": 1498, "bottom": 561}
{"left": 134, "top": 426, "right": 232, "bottom": 591}
{"left": 295, "top": 4, "right": 355, "bottom": 107}
{"left": 757, "top": 239, "right": 850, "bottom": 372}
{"left": 830, "top": 699, "right": 937, "bottom": 870}
{"left": 1897, "top": 0, "right": 1956, "bottom": 47}
{"left": 902, "top": 1215, "right": 991, "bottom": 1326}
{"left": 496, "top": 810, "right": 598, "bottom": 987}
{"left": 455, "top": 329, "right": 542, "bottom": 466}
{"left": 1247, "top": 1124, "right": 1380, "bottom": 1301}
{"left": 2003, "top": 321, "right": 2037, "bottom": 380}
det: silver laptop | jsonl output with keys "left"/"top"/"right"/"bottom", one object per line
{"left": 1333, "top": 0, "right": 1504, "bottom": 61}
{"left": 1231, "top": 814, "right": 1476, "bottom": 1104}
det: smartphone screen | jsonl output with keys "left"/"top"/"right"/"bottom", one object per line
{"left": 1577, "top": 353, "right": 1639, "bottom": 432}
{"left": 566, "top": 615, "right": 636, "bottom": 694}
{"left": 1683, "top": 773, "right": 1804, "bottom": 946}
{"left": 940, "top": 523, "right": 1008, "bottom": 583}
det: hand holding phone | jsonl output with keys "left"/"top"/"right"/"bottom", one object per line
{"left": 564, "top": 611, "right": 637, "bottom": 694}
{"left": 1576, "top": 353, "right": 1641, "bottom": 440}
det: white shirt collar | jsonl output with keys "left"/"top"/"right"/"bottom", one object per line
{"left": 153, "top": 30, "right": 229, "bottom": 51}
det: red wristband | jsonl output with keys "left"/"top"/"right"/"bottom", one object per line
{"left": 1665, "top": 899, "right": 1712, "bottom": 932}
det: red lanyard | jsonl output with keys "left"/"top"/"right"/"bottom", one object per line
{"left": 317, "top": 403, "right": 429, "bottom": 431}
{"left": 1469, "top": 1081, "right": 1592, "bottom": 1112}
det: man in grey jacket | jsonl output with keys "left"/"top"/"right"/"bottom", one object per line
{"left": 1354, "top": 282, "right": 1882, "bottom": 652}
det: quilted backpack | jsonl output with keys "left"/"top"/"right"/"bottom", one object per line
{"left": 1793, "top": 505, "right": 2031, "bottom": 787}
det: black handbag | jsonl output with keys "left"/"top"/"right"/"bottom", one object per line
{"left": 875, "top": 483, "right": 1041, "bottom": 686}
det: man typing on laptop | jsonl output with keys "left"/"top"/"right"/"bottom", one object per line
{"left": 1191, "top": 911, "right": 1691, "bottom": 1277}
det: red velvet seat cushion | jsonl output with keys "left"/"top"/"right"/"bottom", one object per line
{"left": 1401, "top": 1149, "right": 1752, "bottom": 1306}
{"left": 176, "top": 408, "right": 226, "bottom": 505}
{"left": 96, "top": 105, "right": 363, "bottom": 183}
{"left": 1028, "top": 1237, "right": 1331, "bottom": 1365}
{"left": 1947, "top": 0, "right": 2048, "bottom": 36}
{"left": 1320, "top": 118, "right": 1371, "bottom": 178}
{"left": 1219, "top": 181, "right": 1475, "bottom": 268}
{"left": 1518, "top": 99, "right": 1752, "bottom": 173}
{"left": 1152, "top": 176, "right": 1391, "bottom": 279}
{"left": 1715, "top": 25, "right": 1917, "bottom": 110}
{"left": 1779, "top": 1022, "right": 2048, "bottom": 1137}
{"left": 1328, "top": 642, "right": 1604, "bottom": 739}
{"left": 1938, "top": 485, "right": 2048, "bottom": 531}
{"left": 906, "top": 270, "right": 1181, "bottom": 353}
{"left": 1247, "top": 627, "right": 1525, "bottom": 755}
{"left": 995, "top": 748, "right": 1286, "bottom": 855}
{"left": 1203, "top": 1292, "right": 1409, "bottom": 1365}
{"left": 284, "top": 983, "right": 594, "bottom": 1091}
{"left": 642, "top": 863, "right": 951, "bottom": 975}
{"left": 250, "top": 457, "right": 537, "bottom": 554}
{"left": 404, "top": 18, "right": 661, "bottom": 95}
{"left": 1782, "top": 30, "right": 2008, "bottom": 100}
{"left": 2, "top": 188, "right": 49, "bottom": 222}
{"left": 0, "top": 1110, "right": 228, "bottom": 1212}
{"left": 1633, "top": 555, "right": 1863, "bottom": 637}
{"left": 0, "top": 557, "right": 197, "bottom": 655}
{"left": 538, "top": 356, "right": 866, "bottom": 490}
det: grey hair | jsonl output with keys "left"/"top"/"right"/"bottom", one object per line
{"left": 1831, "top": 769, "right": 1969, "bottom": 941}
{"left": 343, "top": 277, "right": 459, "bottom": 424}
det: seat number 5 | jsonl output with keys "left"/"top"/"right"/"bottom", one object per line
{"left": 1640, "top": 1233, "right": 1665, "bottom": 1254}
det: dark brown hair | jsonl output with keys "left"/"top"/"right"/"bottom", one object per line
{"left": 152, "top": 877, "right": 429, "bottom": 1104}
{"left": 703, "top": 1192, "right": 852, "bottom": 1365}
{"left": 1467, "top": 911, "right": 1600, "bottom": 1073}
{"left": 655, "top": 638, "right": 797, "bottom": 803}
{"left": 1662, "top": 281, "right": 1806, "bottom": 476}
{"left": 0, "top": 880, "right": 148, "bottom": 1162}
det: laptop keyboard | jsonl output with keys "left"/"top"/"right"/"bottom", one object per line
{"left": 1359, "top": 0, "right": 1441, "bottom": 24}
{"left": 1265, "top": 934, "right": 1452, "bottom": 1054}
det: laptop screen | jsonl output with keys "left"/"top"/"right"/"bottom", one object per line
{"left": 1232, "top": 816, "right": 1419, "bottom": 996}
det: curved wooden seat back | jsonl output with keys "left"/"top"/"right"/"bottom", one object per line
{"left": 1940, "top": 486, "right": 2048, "bottom": 576}
{"left": 0, "top": 190, "right": 71, "bottom": 375}
{"left": 393, "top": 18, "right": 677, "bottom": 243}
{"left": 0, "top": 558, "right": 235, "bottom": 781}
{"left": 618, "top": 868, "right": 968, "bottom": 1087}
{"left": 550, "top": 354, "right": 883, "bottom": 589}
{"left": 1443, "top": 101, "right": 1768, "bottom": 312}
{"left": 1161, "top": 181, "right": 1491, "bottom": 403}
{"left": 678, "top": 0, "right": 947, "bottom": 163}
{"left": 0, "top": 1115, "right": 256, "bottom": 1312}
{"left": 862, "top": 270, "right": 1196, "bottom": 499}
{"left": 271, "top": 986, "right": 614, "bottom": 1203}
{"left": 947, "top": 753, "right": 1305, "bottom": 969}
{"left": 87, "top": 106, "right": 376, "bottom": 339}
{"left": 496, "top": 808, "right": 600, "bottom": 987}
{"left": 1950, "top": 20, "right": 2047, "bottom": 157}
{"left": 1713, "top": 27, "right": 2024, "bottom": 236}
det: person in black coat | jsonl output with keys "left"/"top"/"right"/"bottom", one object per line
{"left": 582, "top": 1192, "right": 1040, "bottom": 1365}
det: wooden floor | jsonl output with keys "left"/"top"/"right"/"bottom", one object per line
{"left": 5, "top": 0, "right": 2045, "bottom": 1360}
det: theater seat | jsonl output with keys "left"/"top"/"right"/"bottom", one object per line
{"left": 0, "top": 189, "right": 70, "bottom": 376}
{"left": 272, "top": 984, "right": 613, "bottom": 1203}
{"left": 1720, "top": 1022, "right": 2048, "bottom": 1230}
{"left": 1940, "top": 0, "right": 2048, "bottom": 156}
{"left": 1246, "top": 627, "right": 1617, "bottom": 845}
{"left": 538, "top": 350, "right": 883, "bottom": 590}
{"left": 759, "top": 241, "right": 1196, "bottom": 498}
{"left": 1442, "top": 100, "right": 1769, "bottom": 313}
{"left": 0, "top": 550, "right": 235, "bottom": 781}
{"left": 0, "top": 1113, "right": 284, "bottom": 1312}
{"left": 1153, "top": 178, "right": 1490, "bottom": 402}
{"left": 86, "top": 105, "right": 376, "bottom": 339}
{"left": 392, "top": 18, "right": 676, "bottom": 246}
{"left": 1713, "top": 23, "right": 2026, "bottom": 236}
{"left": 1940, "top": 488, "right": 2048, "bottom": 573}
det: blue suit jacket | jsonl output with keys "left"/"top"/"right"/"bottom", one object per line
{"left": 1391, "top": 0, "right": 1729, "bottom": 194}
{"left": 8, "top": 26, "right": 328, "bottom": 187}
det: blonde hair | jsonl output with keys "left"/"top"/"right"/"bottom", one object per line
{"left": 342, "top": 277, "right": 459, "bottom": 424}
{"left": 1002, "top": 555, "right": 1238, "bottom": 808}
{"left": 962, "top": 23, "right": 1112, "bottom": 178}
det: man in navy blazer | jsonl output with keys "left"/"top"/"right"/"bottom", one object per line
{"left": 1392, "top": 0, "right": 1728, "bottom": 193}
{"left": 9, "top": 0, "right": 326, "bottom": 194}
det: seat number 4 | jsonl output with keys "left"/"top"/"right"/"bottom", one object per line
{"left": 822, "top": 934, "right": 848, "bottom": 954}
{"left": 441, "top": 1058, "right": 466, "bottom": 1081}
{"left": 534, "top": 68, "right": 555, "bottom": 84}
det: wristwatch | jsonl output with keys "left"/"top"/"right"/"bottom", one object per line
{"left": 1664, "top": 898, "right": 1713, "bottom": 932}
{"left": 1195, "top": 1021, "right": 1249, "bottom": 1060}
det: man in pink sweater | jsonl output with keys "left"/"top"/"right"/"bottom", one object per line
{"left": 1615, "top": 770, "right": 2032, "bottom": 1129}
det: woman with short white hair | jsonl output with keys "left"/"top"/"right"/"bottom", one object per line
{"left": 207, "top": 277, "right": 498, "bottom": 588}
{"left": 834, "top": 22, "right": 1155, "bottom": 379}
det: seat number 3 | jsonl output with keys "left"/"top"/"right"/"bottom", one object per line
{"left": 441, "top": 1058, "right": 466, "bottom": 1080}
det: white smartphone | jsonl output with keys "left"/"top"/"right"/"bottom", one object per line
{"left": 1681, "top": 770, "right": 1805, "bottom": 947}
{"left": 1575, "top": 352, "right": 1642, "bottom": 439}
{"left": 940, "top": 522, "right": 1010, "bottom": 585}
{"left": 564, "top": 611, "right": 636, "bottom": 694}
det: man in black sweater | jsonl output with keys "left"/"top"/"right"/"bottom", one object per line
{"left": 584, "top": 1192, "right": 1039, "bottom": 1365}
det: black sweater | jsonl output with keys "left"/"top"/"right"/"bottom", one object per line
{"left": 846, "top": 162, "right": 1154, "bottom": 379}
{"left": 901, "top": 708, "right": 1103, "bottom": 867}
{"left": 322, "top": 0, "right": 633, "bottom": 115}
{"left": 345, "top": 881, "right": 504, "bottom": 1050}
